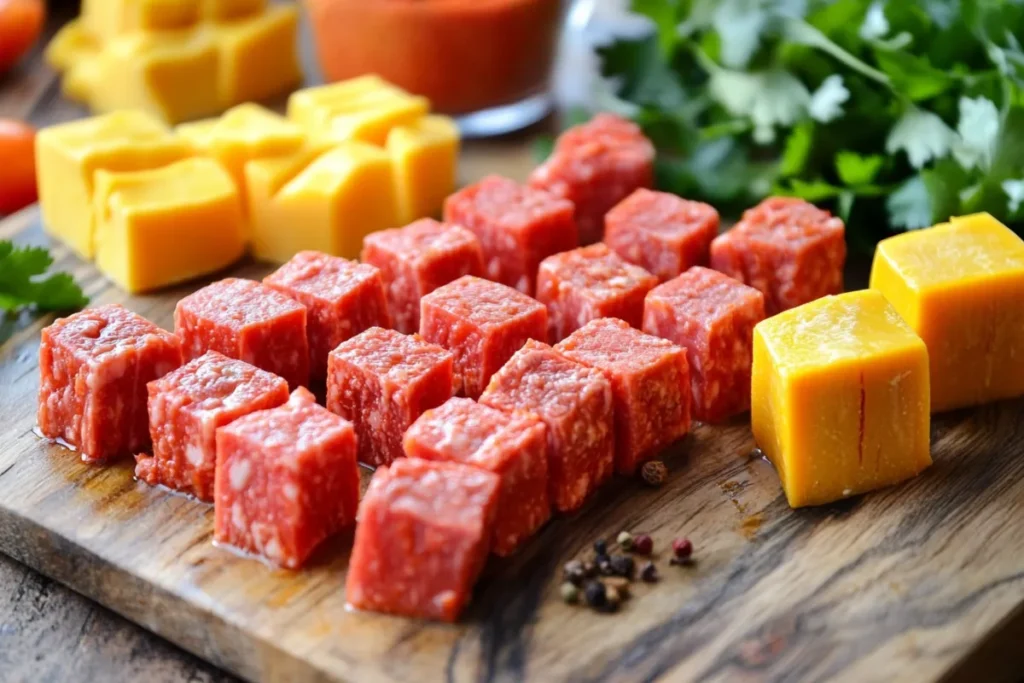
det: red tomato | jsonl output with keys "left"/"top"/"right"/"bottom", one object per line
{"left": 0, "top": 0, "right": 45, "bottom": 75}
{"left": 0, "top": 120, "right": 37, "bottom": 214}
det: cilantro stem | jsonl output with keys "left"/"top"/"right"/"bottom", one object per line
{"left": 783, "top": 20, "right": 892, "bottom": 88}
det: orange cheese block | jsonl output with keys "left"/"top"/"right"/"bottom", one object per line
{"left": 752, "top": 290, "right": 932, "bottom": 508}
{"left": 870, "top": 213, "right": 1024, "bottom": 412}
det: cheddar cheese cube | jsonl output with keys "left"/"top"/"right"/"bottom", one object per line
{"left": 81, "top": 0, "right": 201, "bottom": 38}
{"left": 870, "top": 213, "right": 1024, "bottom": 411}
{"left": 202, "top": 0, "right": 266, "bottom": 22}
{"left": 287, "top": 75, "right": 429, "bottom": 146}
{"left": 387, "top": 115, "right": 459, "bottom": 224}
{"left": 93, "top": 157, "right": 245, "bottom": 293}
{"left": 249, "top": 141, "right": 398, "bottom": 263}
{"left": 76, "top": 31, "right": 222, "bottom": 123}
{"left": 36, "top": 111, "right": 190, "bottom": 259}
{"left": 177, "top": 103, "right": 304, "bottom": 205}
{"left": 45, "top": 20, "right": 100, "bottom": 71}
{"left": 752, "top": 290, "right": 931, "bottom": 508}
{"left": 210, "top": 4, "right": 300, "bottom": 107}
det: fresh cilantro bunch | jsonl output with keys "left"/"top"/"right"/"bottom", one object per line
{"left": 0, "top": 240, "right": 88, "bottom": 313}
{"left": 597, "top": 0, "right": 1024, "bottom": 248}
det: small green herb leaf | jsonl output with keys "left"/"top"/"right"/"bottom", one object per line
{"left": 887, "top": 175, "right": 934, "bottom": 230}
{"left": 0, "top": 241, "right": 88, "bottom": 314}
{"left": 835, "top": 151, "right": 885, "bottom": 186}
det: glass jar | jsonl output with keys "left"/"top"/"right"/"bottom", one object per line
{"left": 304, "top": 0, "right": 565, "bottom": 138}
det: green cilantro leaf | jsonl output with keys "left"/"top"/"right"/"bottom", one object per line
{"left": 886, "top": 105, "right": 956, "bottom": 169}
{"left": 835, "top": 151, "right": 885, "bottom": 186}
{"left": 887, "top": 176, "right": 934, "bottom": 230}
{"left": 779, "top": 121, "right": 814, "bottom": 177}
{"left": 873, "top": 49, "right": 954, "bottom": 101}
{"left": 0, "top": 241, "right": 88, "bottom": 314}
{"left": 630, "top": 0, "right": 679, "bottom": 59}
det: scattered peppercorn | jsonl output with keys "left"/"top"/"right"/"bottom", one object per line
{"left": 602, "top": 585, "right": 622, "bottom": 612}
{"left": 631, "top": 533, "right": 653, "bottom": 556}
{"left": 583, "top": 580, "right": 607, "bottom": 609}
{"left": 593, "top": 539, "right": 608, "bottom": 557}
{"left": 563, "top": 559, "right": 586, "bottom": 585}
{"left": 609, "top": 554, "right": 635, "bottom": 579}
{"left": 670, "top": 538, "right": 694, "bottom": 565}
{"left": 582, "top": 559, "right": 598, "bottom": 578}
{"left": 560, "top": 582, "right": 580, "bottom": 604}
{"left": 601, "top": 576, "right": 631, "bottom": 599}
{"left": 597, "top": 555, "right": 614, "bottom": 576}
{"left": 640, "top": 460, "right": 668, "bottom": 486}
{"left": 640, "top": 561, "right": 659, "bottom": 583}
{"left": 617, "top": 530, "right": 634, "bottom": 550}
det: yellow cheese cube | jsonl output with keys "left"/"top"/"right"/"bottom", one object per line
{"left": 79, "top": 30, "right": 221, "bottom": 124}
{"left": 177, "top": 103, "right": 304, "bottom": 206}
{"left": 81, "top": 0, "right": 201, "bottom": 39}
{"left": 249, "top": 141, "right": 398, "bottom": 263}
{"left": 35, "top": 111, "right": 190, "bottom": 259}
{"left": 45, "top": 20, "right": 100, "bottom": 71}
{"left": 211, "top": 5, "right": 300, "bottom": 108}
{"left": 870, "top": 213, "right": 1024, "bottom": 411}
{"left": 202, "top": 0, "right": 266, "bottom": 22}
{"left": 93, "top": 158, "right": 245, "bottom": 293}
{"left": 387, "top": 115, "right": 459, "bottom": 224}
{"left": 752, "top": 290, "right": 931, "bottom": 508}
{"left": 287, "top": 75, "right": 429, "bottom": 146}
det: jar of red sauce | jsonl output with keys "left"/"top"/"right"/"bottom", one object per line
{"left": 304, "top": 0, "right": 565, "bottom": 137}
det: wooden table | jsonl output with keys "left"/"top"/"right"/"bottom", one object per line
{"left": 3, "top": 10, "right": 1024, "bottom": 683}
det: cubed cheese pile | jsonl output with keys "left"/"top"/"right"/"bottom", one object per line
{"left": 45, "top": 0, "right": 301, "bottom": 123}
{"left": 35, "top": 77, "right": 460, "bottom": 293}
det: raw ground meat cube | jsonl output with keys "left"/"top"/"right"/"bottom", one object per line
{"left": 710, "top": 197, "right": 846, "bottom": 314}
{"left": 556, "top": 318, "right": 690, "bottom": 474}
{"left": 136, "top": 351, "right": 289, "bottom": 501}
{"left": 38, "top": 304, "right": 182, "bottom": 463}
{"left": 605, "top": 188, "right": 720, "bottom": 282}
{"left": 536, "top": 243, "right": 658, "bottom": 342}
{"left": 643, "top": 267, "right": 765, "bottom": 423}
{"left": 214, "top": 387, "right": 360, "bottom": 569}
{"left": 263, "top": 251, "right": 391, "bottom": 379}
{"left": 175, "top": 278, "right": 309, "bottom": 389}
{"left": 480, "top": 340, "right": 614, "bottom": 513}
{"left": 326, "top": 327, "right": 453, "bottom": 467}
{"left": 404, "top": 397, "right": 549, "bottom": 556}
{"left": 361, "top": 219, "right": 485, "bottom": 333}
{"left": 419, "top": 275, "right": 547, "bottom": 399}
{"left": 529, "top": 114, "right": 655, "bottom": 245}
{"left": 443, "top": 175, "right": 577, "bottom": 295}
{"left": 345, "top": 457, "right": 500, "bottom": 621}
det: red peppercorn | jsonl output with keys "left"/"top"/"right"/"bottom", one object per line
{"left": 672, "top": 538, "right": 693, "bottom": 563}
{"left": 632, "top": 534, "right": 653, "bottom": 556}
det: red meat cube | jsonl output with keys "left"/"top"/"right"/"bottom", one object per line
{"left": 38, "top": 304, "right": 182, "bottom": 463}
{"left": 710, "top": 197, "right": 846, "bottom": 314}
{"left": 404, "top": 397, "right": 549, "bottom": 556}
{"left": 605, "top": 188, "right": 720, "bottom": 282}
{"left": 174, "top": 278, "right": 309, "bottom": 389}
{"left": 263, "top": 251, "right": 391, "bottom": 379}
{"left": 443, "top": 175, "right": 577, "bottom": 295}
{"left": 135, "top": 351, "right": 289, "bottom": 501}
{"left": 419, "top": 275, "right": 547, "bottom": 399}
{"left": 214, "top": 387, "right": 359, "bottom": 569}
{"left": 556, "top": 318, "right": 690, "bottom": 474}
{"left": 643, "top": 267, "right": 765, "bottom": 423}
{"left": 326, "top": 327, "right": 453, "bottom": 467}
{"left": 480, "top": 340, "right": 614, "bottom": 513}
{"left": 536, "top": 243, "right": 657, "bottom": 342}
{"left": 345, "top": 458, "right": 500, "bottom": 621}
{"left": 529, "top": 114, "right": 655, "bottom": 245}
{"left": 361, "top": 219, "right": 485, "bottom": 334}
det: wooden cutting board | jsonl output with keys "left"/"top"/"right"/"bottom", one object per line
{"left": 1, "top": 204, "right": 1023, "bottom": 683}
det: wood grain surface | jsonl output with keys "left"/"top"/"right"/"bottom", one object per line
{"left": 2, "top": 201, "right": 1024, "bottom": 683}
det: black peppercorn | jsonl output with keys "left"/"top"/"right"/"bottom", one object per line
{"left": 609, "top": 554, "right": 635, "bottom": 579}
{"left": 593, "top": 539, "right": 608, "bottom": 556}
{"left": 582, "top": 559, "right": 598, "bottom": 578}
{"left": 640, "top": 561, "right": 659, "bottom": 583}
{"left": 583, "top": 580, "right": 606, "bottom": 609}
{"left": 563, "top": 559, "right": 586, "bottom": 585}
{"left": 597, "top": 555, "right": 614, "bottom": 576}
